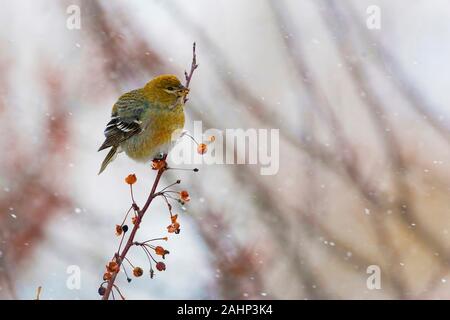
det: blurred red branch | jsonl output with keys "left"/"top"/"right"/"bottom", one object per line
{"left": 0, "top": 64, "right": 71, "bottom": 298}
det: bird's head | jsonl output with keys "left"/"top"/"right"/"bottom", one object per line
{"left": 143, "top": 75, "right": 189, "bottom": 107}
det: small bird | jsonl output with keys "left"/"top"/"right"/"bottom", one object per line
{"left": 98, "top": 74, "right": 189, "bottom": 174}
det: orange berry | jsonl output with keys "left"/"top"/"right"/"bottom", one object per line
{"left": 197, "top": 143, "right": 207, "bottom": 155}
{"left": 133, "top": 267, "right": 143, "bottom": 277}
{"left": 103, "top": 272, "right": 112, "bottom": 281}
{"left": 151, "top": 159, "right": 166, "bottom": 170}
{"left": 125, "top": 174, "right": 137, "bottom": 185}
{"left": 155, "top": 246, "right": 169, "bottom": 258}
{"left": 180, "top": 190, "right": 190, "bottom": 202}
{"left": 106, "top": 261, "right": 120, "bottom": 273}
{"left": 167, "top": 215, "right": 180, "bottom": 233}
{"left": 167, "top": 222, "right": 180, "bottom": 234}
{"left": 115, "top": 225, "right": 123, "bottom": 236}
{"left": 155, "top": 246, "right": 165, "bottom": 255}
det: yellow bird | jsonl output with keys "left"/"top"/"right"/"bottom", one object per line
{"left": 98, "top": 75, "right": 189, "bottom": 174}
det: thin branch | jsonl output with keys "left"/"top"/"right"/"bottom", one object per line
{"left": 101, "top": 155, "right": 167, "bottom": 300}
{"left": 184, "top": 42, "right": 198, "bottom": 103}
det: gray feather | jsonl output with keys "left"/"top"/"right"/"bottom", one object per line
{"left": 98, "top": 146, "right": 118, "bottom": 175}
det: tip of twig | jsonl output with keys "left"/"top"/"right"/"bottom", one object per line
{"left": 184, "top": 42, "right": 199, "bottom": 93}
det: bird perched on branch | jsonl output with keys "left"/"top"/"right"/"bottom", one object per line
{"left": 98, "top": 75, "right": 189, "bottom": 174}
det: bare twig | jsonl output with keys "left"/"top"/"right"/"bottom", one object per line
{"left": 184, "top": 42, "right": 199, "bottom": 102}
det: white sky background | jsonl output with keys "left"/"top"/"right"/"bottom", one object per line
{"left": 0, "top": 0, "right": 449, "bottom": 299}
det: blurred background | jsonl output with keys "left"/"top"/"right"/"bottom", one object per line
{"left": 1, "top": 0, "right": 450, "bottom": 299}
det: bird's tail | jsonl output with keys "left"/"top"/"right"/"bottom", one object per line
{"left": 98, "top": 146, "right": 118, "bottom": 175}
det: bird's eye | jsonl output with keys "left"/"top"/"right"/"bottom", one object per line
{"left": 166, "top": 86, "right": 174, "bottom": 91}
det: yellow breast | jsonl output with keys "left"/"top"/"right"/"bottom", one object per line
{"left": 123, "top": 106, "right": 185, "bottom": 161}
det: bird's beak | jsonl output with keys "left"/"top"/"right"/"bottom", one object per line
{"left": 178, "top": 86, "right": 190, "bottom": 97}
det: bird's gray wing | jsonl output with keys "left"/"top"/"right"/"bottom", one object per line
{"left": 98, "top": 90, "right": 147, "bottom": 151}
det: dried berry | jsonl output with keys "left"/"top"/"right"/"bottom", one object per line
{"left": 106, "top": 261, "right": 120, "bottom": 273}
{"left": 197, "top": 143, "right": 207, "bottom": 155}
{"left": 167, "top": 222, "right": 180, "bottom": 234}
{"left": 155, "top": 246, "right": 170, "bottom": 258}
{"left": 180, "top": 191, "right": 190, "bottom": 202}
{"left": 167, "top": 215, "right": 181, "bottom": 234}
{"left": 98, "top": 286, "right": 106, "bottom": 296}
{"left": 151, "top": 159, "right": 166, "bottom": 170}
{"left": 156, "top": 262, "right": 166, "bottom": 271}
{"left": 133, "top": 267, "right": 143, "bottom": 277}
{"left": 125, "top": 174, "right": 137, "bottom": 185}
{"left": 115, "top": 225, "right": 123, "bottom": 236}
